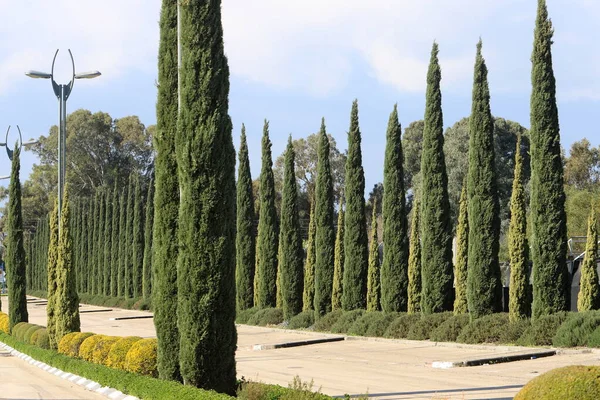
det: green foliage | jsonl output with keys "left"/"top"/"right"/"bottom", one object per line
{"left": 430, "top": 314, "right": 471, "bottom": 342}
{"left": 314, "top": 120, "right": 336, "bottom": 318}
{"left": 6, "top": 146, "right": 28, "bottom": 330}
{"left": 279, "top": 136, "right": 304, "bottom": 319}
{"left": 106, "top": 336, "right": 143, "bottom": 369}
{"left": 530, "top": 0, "right": 569, "bottom": 319}
{"left": 342, "top": 100, "right": 369, "bottom": 311}
{"left": 125, "top": 338, "right": 158, "bottom": 377}
{"left": 467, "top": 41, "right": 502, "bottom": 319}
{"left": 552, "top": 311, "right": 600, "bottom": 347}
{"left": 330, "top": 309, "right": 365, "bottom": 333}
{"left": 332, "top": 203, "right": 345, "bottom": 311}
{"left": 92, "top": 336, "right": 121, "bottom": 365}
{"left": 237, "top": 377, "right": 332, "bottom": 400}
{"left": 117, "top": 191, "right": 126, "bottom": 298}
{"left": 124, "top": 181, "right": 134, "bottom": 298}
{"left": 457, "top": 313, "right": 528, "bottom": 344}
{"left": 347, "top": 311, "right": 386, "bottom": 336}
{"left": 46, "top": 203, "right": 59, "bottom": 349}
{"left": 236, "top": 307, "right": 261, "bottom": 325}
{"left": 407, "top": 199, "right": 421, "bottom": 314}
{"left": 366, "top": 204, "right": 380, "bottom": 312}
{"left": 79, "top": 335, "right": 106, "bottom": 361}
{"left": 96, "top": 189, "right": 106, "bottom": 295}
{"left": 420, "top": 43, "right": 454, "bottom": 314}
{"left": 381, "top": 105, "right": 409, "bottom": 312}
{"left": 364, "top": 312, "right": 400, "bottom": 337}
{"left": 454, "top": 182, "right": 468, "bottom": 314}
{"left": 313, "top": 310, "right": 344, "bottom": 332}
{"left": 110, "top": 183, "right": 120, "bottom": 297}
{"left": 247, "top": 308, "right": 284, "bottom": 326}
{"left": 35, "top": 328, "right": 50, "bottom": 349}
{"left": 288, "top": 311, "right": 315, "bottom": 330}
{"left": 577, "top": 208, "right": 600, "bottom": 311}
{"left": 132, "top": 175, "right": 144, "bottom": 298}
{"left": 236, "top": 126, "right": 256, "bottom": 311}
{"left": 407, "top": 312, "right": 453, "bottom": 340}
{"left": 23, "top": 324, "right": 43, "bottom": 344}
{"left": 514, "top": 365, "right": 600, "bottom": 400}
{"left": 384, "top": 313, "right": 421, "bottom": 339}
{"left": 12, "top": 322, "right": 32, "bottom": 341}
{"left": 517, "top": 312, "right": 569, "bottom": 346}
{"left": 509, "top": 134, "right": 531, "bottom": 321}
{"left": 303, "top": 206, "right": 316, "bottom": 312}
{"left": 142, "top": 179, "right": 154, "bottom": 300}
{"left": 587, "top": 326, "right": 600, "bottom": 347}
{"left": 103, "top": 186, "right": 113, "bottom": 296}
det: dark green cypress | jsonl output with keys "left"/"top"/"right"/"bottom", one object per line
{"left": 342, "top": 100, "right": 369, "bottom": 311}
{"left": 381, "top": 104, "right": 409, "bottom": 312}
{"left": 236, "top": 125, "right": 256, "bottom": 311}
{"left": 577, "top": 207, "right": 600, "bottom": 311}
{"left": 117, "top": 191, "right": 127, "bottom": 298}
{"left": 47, "top": 202, "right": 59, "bottom": 348}
{"left": 103, "top": 186, "right": 113, "bottom": 296}
{"left": 366, "top": 203, "right": 381, "bottom": 312}
{"left": 407, "top": 198, "right": 421, "bottom": 314}
{"left": 6, "top": 146, "right": 28, "bottom": 330}
{"left": 303, "top": 205, "right": 316, "bottom": 312}
{"left": 279, "top": 136, "right": 304, "bottom": 319}
{"left": 467, "top": 41, "right": 502, "bottom": 319}
{"left": 530, "top": 0, "right": 569, "bottom": 318}
{"left": 132, "top": 175, "right": 144, "bottom": 299}
{"left": 176, "top": 0, "right": 237, "bottom": 392}
{"left": 509, "top": 135, "right": 531, "bottom": 321}
{"left": 256, "top": 120, "right": 279, "bottom": 308}
{"left": 454, "top": 182, "right": 469, "bottom": 315}
{"left": 54, "top": 186, "right": 80, "bottom": 343}
{"left": 314, "top": 119, "right": 335, "bottom": 317}
{"left": 85, "top": 199, "right": 95, "bottom": 294}
{"left": 420, "top": 43, "right": 454, "bottom": 314}
{"left": 142, "top": 179, "right": 154, "bottom": 301}
{"left": 110, "top": 184, "right": 120, "bottom": 297}
{"left": 125, "top": 177, "right": 134, "bottom": 298}
{"left": 331, "top": 201, "right": 345, "bottom": 311}
{"left": 96, "top": 189, "right": 105, "bottom": 295}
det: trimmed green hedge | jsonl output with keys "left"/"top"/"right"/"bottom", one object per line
{"left": 457, "top": 313, "right": 529, "bottom": 344}
{"left": 407, "top": 312, "right": 453, "bottom": 340}
{"left": 514, "top": 365, "right": 600, "bottom": 400}
{"left": 27, "top": 291, "right": 152, "bottom": 312}
{"left": 430, "top": 314, "right": 470, "bottom": 342}
{"left": 517, "top": 312, "right": 569, "bottom": 347}
{"left": 313, "top": 310, "right": 344, "bottom": 332}
{"left": 552, "top": 311, "right": 600, "bottom": 348}
{"left": 364, "top": 312, "right": 400, "bottom": 338}
{"left": 247, "top": 308, "right": 284, "bottom": 326}
{"left": 384, "top": 313, "right": 420, "bottom": 339}
{"left": 330, "top": 310, "right": 364, "bottom": 334}
{"left": 236, "top": 307, "right": 261, "bottom": 324}
{"left": 288, "top": 311, "right": 315, "bottom": 330}
{"left": 347, "top": 312, "right": 386, "bottom": 336}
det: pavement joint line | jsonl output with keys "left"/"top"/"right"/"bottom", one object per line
{"left": 0, "top": 339, "right": 140, "bottom": 400}
{"left": 431, "top": 350, "right": 557, "bottom": 368}
{"left": 252, "top": 336, "right": 345, "bottom": 350}
{"left": 80, "top": 309, "right": 114, "bottom": 314}
{"left": 109, "top": 315, "right": 153, "bottom": 321}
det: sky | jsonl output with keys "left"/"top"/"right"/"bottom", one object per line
{"left": 0, "top": 0, "right": 598, "bottom": 196}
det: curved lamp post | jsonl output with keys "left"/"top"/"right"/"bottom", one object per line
{"left": 26, "top": 49, "right": 101, "bottom": 226}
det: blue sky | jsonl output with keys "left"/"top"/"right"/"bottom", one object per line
{"left": 0, "top": 0, "right": 598, "bottom": 196}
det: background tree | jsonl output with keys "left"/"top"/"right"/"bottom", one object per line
{"left": 420, "top": 43, "right": 454, "bottom": 314}
{"left": 381, "top": 105, "right": 409, "bottom": 312}
{"left": 367, "top": 203, "right": 381, "bottom": 312}
{"left": 103, "top": 186, "right": 113, "bottom": 296}
{"left": 125, "top": 179, "right": 134, "bottom": 297}
{"left": 95, "top": 189, "right": 105, "bottom": 295}
{"left": 143, "top": 179, "right": 154, "bottom": 300}
{"left": 407, "top": 198, "right": 421, "bottom": 314}
{"left": 343, "top": 100, "right": 369, "bottom": 311}
{"left": 117, "top": 191, "right": 126, "bottom": 297}
{"left": 314, "top": 119, "right": 335, "bottom": 317}
{"left": 454, "top": 182, "right": 469, "bottom": 315}
{"left": 402, "top": 120, "right": 424, "bottom": 196}
{"left": 577, "top": 207, "right": 600, "bottom": 311}
{"left": 332, "top": 200, "right": 345, "bottom": 311}
{"left": 46, "top": 202, "right": 59, "bottom": 348}
{"left": 303, "top": 206, "right": 316, "bottom": 311}
{"left": 110, "top": 185, "right": 120, "bottom": 297}
{"left": 132, "top": 174, "right": 145, "bottom": 298}
{"left": 564, "top": 139, "right": 600, "bottom": 190}
{"left": 530, "top": 0, "right": 569, "bottom": 318}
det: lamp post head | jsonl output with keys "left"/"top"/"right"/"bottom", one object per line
{"left": 25, "top": 70, "right": 52, "bottom": 79}
{"left": 74, "top": 71, "right": 101, "bottom": 79}
{"left": 0, "top": 175, "right": 9, "bottom": 180}
{"left": 22, "top": 138, "right": 39, "bottom": 147}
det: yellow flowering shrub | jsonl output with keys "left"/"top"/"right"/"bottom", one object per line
{"left": 91, "top": 336, "right": 120, "bottom": 365}
{"left": 125, "top": 338, "right": 158, "bottom": 377}
{"left": 0, "top": 313, "right": 9, "bottom": 334}
{"left": 79, "top": 335, "right": 105, "bottom": 361}
{"left": 63, "top": 332, "right": 95, "bottom": 358}
{"left": 58, "top": 332, "right": 81, "bottom": 355}
{"left": 105, "top": 336, "right": 143, "bottom": 370}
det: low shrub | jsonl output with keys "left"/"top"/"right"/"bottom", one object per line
{"left": 125, "top": 338, "right": 158, "bottom": 377}
{"left": 347, "top": 312, "right": 385, "bottom": 336}
{"left": 517, "top": 312, "right": 569, "bottom": 346}
{"left": 364, "top": 312, "right": 400, "bottom": 337}
{"left": 588, "top": 326, "right": 600, "bottom": 348}
{"left": 106, "top": 336, "right": 143, "bottom": 369}
{"left": 500, "top": 318, "right": 531, "bottom": 344}
{"left": 0, "top": 312, "right": 10, "bottom": 334}
{"left": 288, "top": 311, "right": 315, "bottom": 329}
{"left": 58, "top": 332, "right": 82, "bottom": 356}
{"left": 553, "top": 311, "right": 600, "bottom": 348}
{"left": 514, "top": 365, "right": 600, "bottom": 400}
{"left": 247, "top": 308, "right": 284, "bottom": 326}
{"left": 430, "top": 314, "right": 471, "bottom": 342}
{"left": 457, "top": 313, "right": 512, "bottom": 344}
{"left": 330, "top": 310, "right": 365, "bottom": 334}
{"left": 23, "top": 325, "right": 43, "bottom": 344}
{"left": 237, "top": 376, "right": 332, "bottom": 400}
{"left": 79, "top": 335, "right": 105, "bottom": 361}
{"left": 34, "top": 329, "right": 50, "bottom": 349}
{"left": 407, "top": 312, "right": 453, "bottom": 340}
{"left": 12, "top": 322, "right": 33, "bottom": 341}
{"left": 63, "top": 332, "right": 95, "bottom": 358}
{"left": 132, "top": 298, "right": 151, "bottom": 311}
{"left": 313, "top": 310, "right": 343, "bottom": 332}
{"left": 30, "top": 328, "right": 44, "bottom": 345}
{"left": 237, "top": 307, "right": 261, "bottom": 324}
{"left": 92, "top": 336, "right": 121, "bottom": 365}
{"left": 384, "top": 313, "right": 421, "bottom": 339}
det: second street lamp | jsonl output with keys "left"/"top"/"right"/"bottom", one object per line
{"left": 26, "top": 49, "right": 101, "bottom": 231}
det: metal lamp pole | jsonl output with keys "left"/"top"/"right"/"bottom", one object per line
{"left": 26, "top": 49, "right": 100, "bottom": 230}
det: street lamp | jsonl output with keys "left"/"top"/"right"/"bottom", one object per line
{"left": 26, "top": 49, "right": 101, "bottom": 227}
{"left": 0, "top": 125, "right": 39, "bottom": 161}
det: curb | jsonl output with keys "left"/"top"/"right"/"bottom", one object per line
{"left": 432, "top": 350, "right": 557, "bottom": 369}
{"left": 252, "top": 336, "right": 345, "bottom": 350}
{"left": 109, "top": 316, "right": 153, "bottom": 321}
{"left": 0, "top": 341, "right": 139, "bottom": 400}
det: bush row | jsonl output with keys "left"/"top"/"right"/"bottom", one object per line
{"left": 8, "top": 320, "right": 51, "bottom": 349}
{"left": 27, "top": 291, "right": 152, "bottom": 311}
{"left": 238, "top": 308, "right": 600, "bottom": 348}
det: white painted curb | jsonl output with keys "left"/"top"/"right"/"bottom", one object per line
{"left": 0, "top": 340, "right": 139, "bottom": 400}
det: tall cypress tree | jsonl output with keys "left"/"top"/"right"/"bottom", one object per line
{"left": 103, "top": 186, "right": 113, "bottom": 296}
{"left": 366, "top": 203, "right": 381, "bottom": 312}
{"left": 342, "top": 100, "right": 369, "bottom": 311}
{"left": 143, "top": 179, "right": 154, "bottom": 301}
{"left": 577, "top": 207, "right": 600, "bottom": 312}
{"left": 117, "top": 191, "right": 127, "bottom": 298}
{"left": 256, "top": 120, "right": 279, "bottom": 308}
{"left": 454, "top": 181, "right": 469, "bottom": 315}
{"left": 54, "top": 186, "right": 80, "bottom": 343}
{"left": 314, "top": 119, "right": 335, "bottom": 317}
{"left": 332, "top": 201, "right": 345, "bottom": 311}
{"left": 86, "top": 198, "right": 95, "bottom": 294}
{"left": 467, "top": 41, "right": 502, "bottom": 319}
{"left": 407, "top": 198, "right": 421, "bottom": 314}
{"left": 236, "top": 125, "right": 256, "bottom": 311}
{"left": 125, "top": 177, "right": 134, "bottom": 298}
{"left": 279, "top": 136, "right": 304, "bottom": 319}
{"left": 46, "top": 202, "right": 59, "bottom": 348}
{"left": 420, "top": 43, "right": 454, "bottom": 314}
{"left": 381, "top": 104, "right": 409, "bottom": 312}
{"left": 508, "top": 135, "right": 531, "bottom": 321}
{"left": 303, "top": 205, "right": 316, "bottom": 312}
{"left": 530, "top": 0, "right": 569, "bottom": 318}
{"left": 110, "top": 184, "right": 120, "bottom": 297}
{"left": 96, "top": 189, "right": 105, "bottom": 296}
{"left": 176, "top": 0, "right": 237, "bottom": 392}
{"left": 6, "top": 146, "right": 28, "bottom": 330}
{"left": 132, "top": 175, "right": 144, "bottom": 299}
{"left": 153, "top": 0, "right": 180, "bottom": 382}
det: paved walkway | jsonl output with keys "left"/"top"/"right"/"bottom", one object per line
{"left": 8, "top": 297, "right": 600, "bottom": 399}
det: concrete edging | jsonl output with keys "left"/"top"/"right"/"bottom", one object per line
{"left": 432, "top": 350, "right": 557, "bottom": 369}
{"left": 0, "top": 340, "right": 138, "bottom": 400}
{"left": 252, "top": 336, "right": 345, "bottom": 350}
